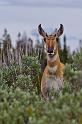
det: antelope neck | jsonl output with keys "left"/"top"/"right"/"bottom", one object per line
{"left": 47, "top": 52, "right": 60, "bottom": 74}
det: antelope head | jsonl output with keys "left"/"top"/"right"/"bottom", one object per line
{"left": 38, "top": 24, "right": 64, "bottom": 59}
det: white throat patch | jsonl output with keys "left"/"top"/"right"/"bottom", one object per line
{"left": 48, "top": 65, "right": 58, "bottom": 74}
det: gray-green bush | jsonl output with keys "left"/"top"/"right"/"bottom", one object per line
{"left": 0, "top": 53, "right": 82, "bottom": 124}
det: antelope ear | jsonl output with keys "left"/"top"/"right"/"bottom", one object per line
{"left": 38, "top": 24, "right": 48, "bottom": 37}
{"left": 57, "top": 24, "right": 64, "bottom": 37}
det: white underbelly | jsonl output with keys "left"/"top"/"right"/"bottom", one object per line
{"left": 46, "top": 76, "right": 63, "bottom": 91}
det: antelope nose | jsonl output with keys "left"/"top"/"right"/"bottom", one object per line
{"left": 47, "top": 48, "right": 53, "bottom": 53}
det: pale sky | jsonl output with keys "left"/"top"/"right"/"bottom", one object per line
{"left": 0, "top": 0, "right": 82, "bottom": 51}
{"left": 0, "top": 0, "right": 82, "bottom": 7}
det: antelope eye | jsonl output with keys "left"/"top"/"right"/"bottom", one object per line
{"left": 44, "top": 38, "right": 46, "bottom": 42}
{"left": 56, "top": 37, "right": 59, "bottom": 42}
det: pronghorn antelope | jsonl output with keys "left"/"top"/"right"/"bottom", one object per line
{"left": 38, "top": 24, "right": 64, "bottom": 100}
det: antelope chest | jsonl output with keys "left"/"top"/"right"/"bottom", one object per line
{"left": 45, "top": 75, "right": 63, "bottom": 91}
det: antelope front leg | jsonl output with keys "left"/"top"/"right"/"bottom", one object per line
{"left": 41, "top": 87, "right": 50, "bottom": 101}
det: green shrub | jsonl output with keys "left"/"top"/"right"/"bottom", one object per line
{"left": 70, "top": 71, "right": 82, "bottom": 92}
{"left": 72, "top": 48, "right": 82, "bottom": 71}
{"left": 64, "top": 64, "right": 82, "bottom": 91}
{"left": 0, "top": 86, "right": 44, "bottom": 124}
{"left": 0, "top": 84, "right": 82, "bottom": 124}
{"left": 0, "top": 56, "right": 41, "bottom": 93}
{"left": 21, "top": 56, "right": 41, "bottom": 78}
{"left": 21, "top": 56, "right": 41, "bottom": 93}
{"left": 0, "top": 63, "right": 20, "bottom": 87}
{"left": 64, "top": 63, "right": 75, "bottom": 81}
{"left": 16, "top": 74, "right": 33, "bottom": 92}
{"left": 64, "top": 63, "right": 82, "bottom": 92}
